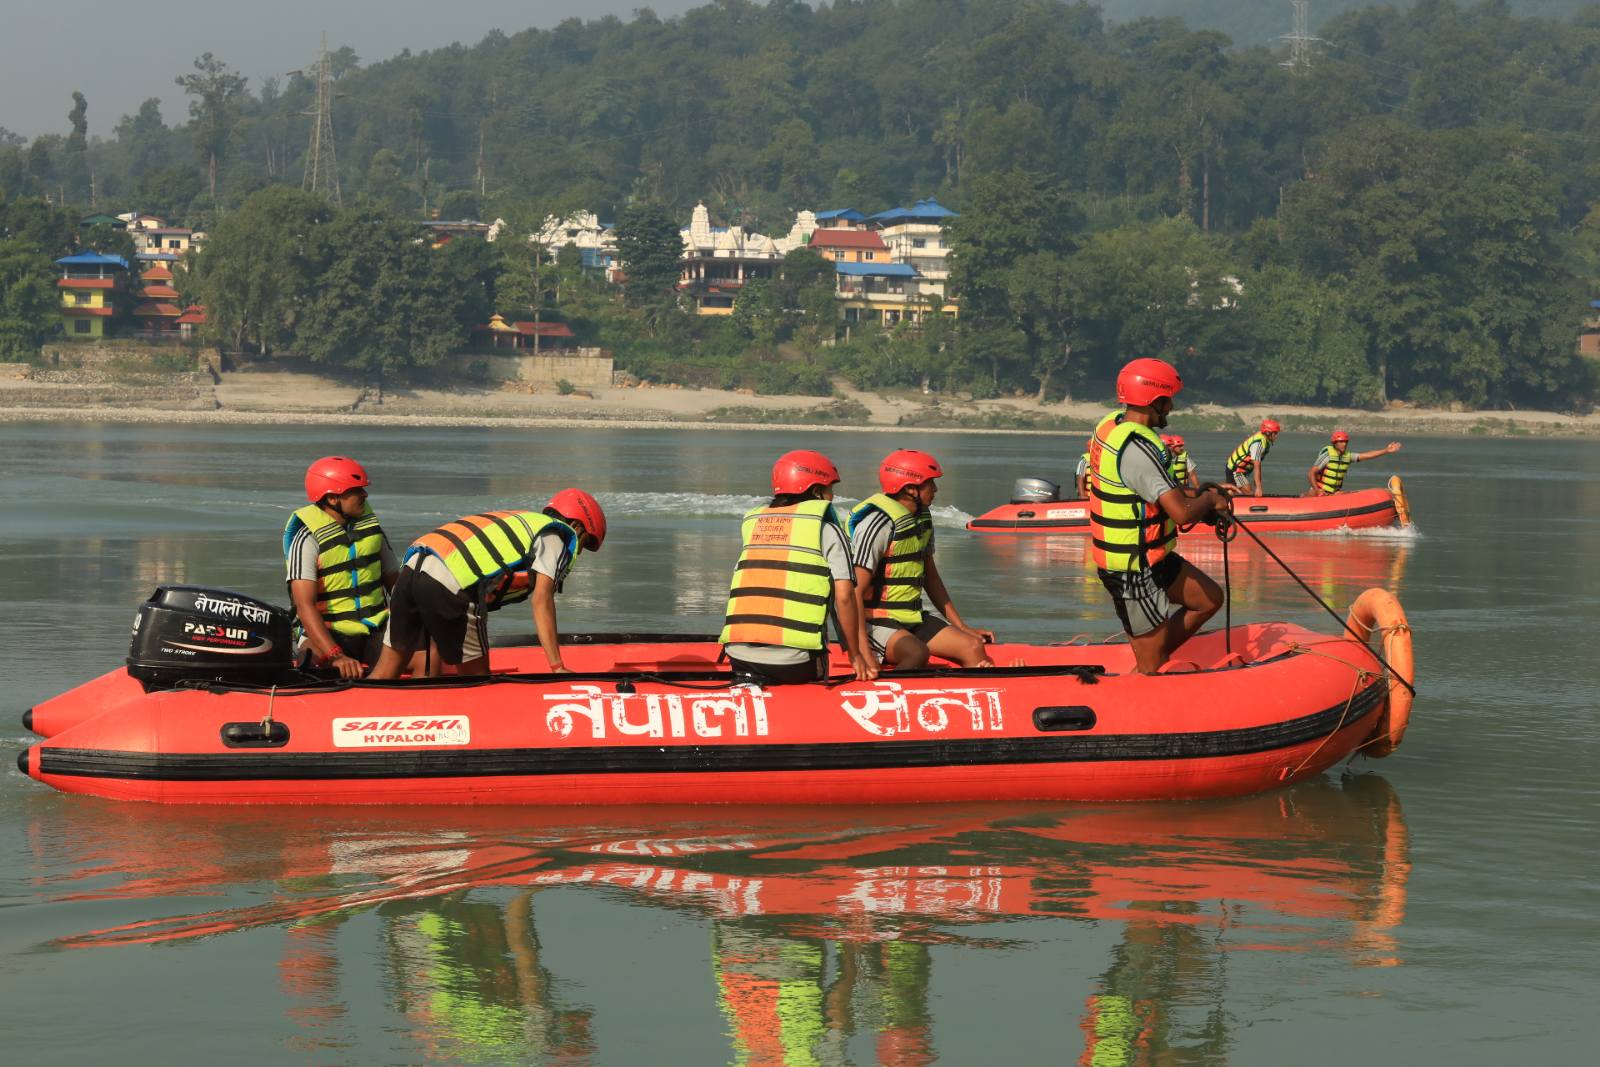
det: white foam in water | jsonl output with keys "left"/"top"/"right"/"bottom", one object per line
{"left": 599, "top": 491, "right": 975, "bottom": 528}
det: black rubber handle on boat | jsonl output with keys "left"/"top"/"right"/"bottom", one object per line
{"left": 1227, "top": 515, "right": 1417, "bottom": 697}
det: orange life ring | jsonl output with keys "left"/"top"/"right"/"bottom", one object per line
{"left": 1346, "top": 587, "right": 1415, "bottom": 757}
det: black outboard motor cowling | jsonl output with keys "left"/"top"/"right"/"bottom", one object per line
{"left": 1010, "top": 477, "right": 1061, "bottom": 504}
{"left": 127, "top": 585, "right": 295, "bottom": 689}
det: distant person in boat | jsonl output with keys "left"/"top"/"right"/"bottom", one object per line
{"left": 1226, "top": 419, "right": 1281, "bottom": 496}
{"left": 284, "top": 456, "right": 399, "bottom": 680}
{"left": 1306, "top": 430, "right": 1402, "bottom": 495}
{"left": 1162, "top": 434, "right": 1199, "bottom": 489}
{"left": 851, "top": 449, "right": 996, "bottom": 669}
{"left": 367, "top": 489, "right": 607, "bottom": 679}
{"left": 721, "top": 450, "right": 876, "bottom": 684}
{"left": 1074, "top": 445, "right": 1091, "bottom": 499}
{"left": 1091, "top": 358, "right": 1233, "bottom": 674}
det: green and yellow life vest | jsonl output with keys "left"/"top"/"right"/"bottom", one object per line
{"left": 849, "top": 492, "right": 933, "bottom": 625}
{"left": 1227, "top": 431, "right": 1271, "bottom": 476}
{"left": 407, "top": 510, "right": 578, "bottom": 608}
{"left": 1089, "top": 411, "right": 1177, "bottom": 573}
{"left": 719, "top": 499, "right": 837, "bottom": 650}
{"left": 1316, "top": 446, "right": 1353, "bottom": 494}
{"left": 282, "top": 503, "right": 390, "bottom": 634}
{"left": 1169, "top": 450, "right": 1189, "bottom": 483}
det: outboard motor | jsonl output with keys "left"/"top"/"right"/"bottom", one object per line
{"left": 1010, "top": 477, "right": 1061, "bottom": 505}
{"left": 127, "top": 585, "right": 295, "bottom": 689}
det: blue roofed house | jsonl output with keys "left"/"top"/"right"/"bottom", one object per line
{"left": 55, "top": 252, "right": 128, "bottom": 339}
{"left": 835, "top": 261, "right": 931, "bottom": 327}
{"left": 813, "top": 208, "right": 868, "bottom": 231}
{"left": 870, "top": 198, "right": 959, "bottom": 313}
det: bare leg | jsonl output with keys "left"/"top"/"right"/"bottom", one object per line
{"left": 448, "top": 655, "right": 490, "bottom": 676}
{"left": 924, "top": 626, "right": 995, "bottom": 668}
{"left": 368, "top": 645, "right": 408, "bottom": 680}
{"left": 1128, "top": 561, "right": 1223, "bottom": 674}
{"left": 882, "top": 629, "right": 929, "bottom": 669}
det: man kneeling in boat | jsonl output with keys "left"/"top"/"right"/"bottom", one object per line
{"left": 1093, "top": 359, "right": 1233, "bottom": 674}
{"left": 368, "top": 489, "right": 607, "bottom": 679}
{"left": 721, "top": 450, "right": 876, "bottom": 684}
{"left": 284, "top": 456, "right": 398, "bottom": 679}
{"left": 1305, "top": 430, "right": 1402, "bottom": 496}
{"left": 851, "top": 449, "right": 996, "bottom": 670}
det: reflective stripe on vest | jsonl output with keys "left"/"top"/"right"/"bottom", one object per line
{"left": 719, "top": 499, "right": 836, "bottom": 650}
{"left": 283, "top": 503, "right": 390, "bottom": 634}
{"left": 1227, "top": 431, "right": 1271, "bottom": 475}
{"left": 849, "top": 492, "right": 932, "bottom": 625}
{"left": 1089, "top": 411, "right": 1177, "bottom": 573}
{"left": 406, "top": 510, "right": 578, "bottom": 604}
{"left": 1317, "top": 446, "right": 1353, "bottom": 494}
{"left": 1169, "top": 451, "right": 1189, "bottom": 482}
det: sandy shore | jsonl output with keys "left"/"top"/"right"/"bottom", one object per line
{"left": 2, "top": 364, "right": 1596, "bottom": 437}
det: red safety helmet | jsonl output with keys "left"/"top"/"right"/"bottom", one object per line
{"left": 304, "top": 456, "right": 369, "bottom": 503}
{"left": 1260, "top": 418, "right": 1282, "bottom": 435}
{"left": 547, "top": 488, "right": 607, "bottom": 551}
{"left": 1330, "top": 429, "right": 1350, "bottom": 444}
{"left": 771, "top": 450, "right": 840, "bottom": 495}
{"left": 879, "top": 449, "right": 944, "bottom": 494}
{"left": 1168, "top": 434, "right": 1186, "bottom": 451}
{"left": 1116, "top": 358, "right": 1183, "bottom": 407}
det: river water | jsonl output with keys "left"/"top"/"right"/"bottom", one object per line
{"left": 1, "top": 422, "right": 1595, "bottom": 1064}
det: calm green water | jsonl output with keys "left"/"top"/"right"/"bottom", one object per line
{"left": 2, "top": 422, "right": 1596, "bottom": 1065}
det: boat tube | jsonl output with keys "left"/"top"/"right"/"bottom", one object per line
{"left": 968, "top": 479, "right": 1414, "bottom": 535}
{"left": 17, "top": 584, "right": 1416, "bottom": 806}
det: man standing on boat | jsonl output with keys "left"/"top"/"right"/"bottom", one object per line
{"left": 284, "top": 456, "right": 399, "bottom": 679}
{"left": 1091, "top": 359, "right": 1232, "bottom": 674}
{"left": 1162, "top": 434, "right": 1199, "bottom": 489}
{"left": 368, "top": 489, "right": 607, "bottom": 678}
{"left": 1226, "top": 419, "right": 1281, "bottom": 496}
{"left": 1305, "top": 431, "right": 1402, "bottom": 495}
{"left": 720, "top": 450, "right": 876, "bottom": 684}
{"left": 850, "top": 449, "right": 996, "bottom": 669}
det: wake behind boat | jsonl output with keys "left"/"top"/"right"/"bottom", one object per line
{"left": 18, "top": 583, "right": 1415, "bottom": 805}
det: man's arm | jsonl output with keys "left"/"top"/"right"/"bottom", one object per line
{"left": 1356, "top": 442, "right": 1402, "bottom": 462}
{"left": 289, "top": 580, "right": 363, "bottom": 679}
{"left": 833, "top": 579, "right": 877, "bottom": 681}
{"left": 924, "top": 556, "right": 994, "bottom": 642}
{"left": 530, "top": 572, "right": 570, "bottom": 673}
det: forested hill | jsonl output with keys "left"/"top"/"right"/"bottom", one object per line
{"left": 7, "top": 0, "right": 1600, "bottom": 233}
{"left": 1099, "top": 0, "right": 1597, "bottom": 47}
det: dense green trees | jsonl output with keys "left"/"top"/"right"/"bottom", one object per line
{"left": 3, "top": 0, "right": 1598, "bottom": 406}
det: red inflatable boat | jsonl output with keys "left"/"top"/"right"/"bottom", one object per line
{"left": 18, "top": 585, "right": 1416, "bottom": 806}
{"left": 968, "top": 477, "right": 1414, "bottom": 535}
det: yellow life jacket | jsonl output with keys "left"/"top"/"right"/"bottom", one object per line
{"left": 719, "top": 499, "right": 837, "bottom": 650}
{"left": 406, "top": 510, "right": 578, "bottom": 608}
{"left": 1089, "top": 411, "right": 1176, "bottom": 573}
{"left": 850, "top": 492, "right": 933, "bottom": 625}
{"left": 1227, "top": 431, "right": 1271, "bottom": 476}
{"left": 1169, "top": 450, "right": 1189, "bottom": 483}
{"left": 1316, "top": 446, "right": 1353, "bottom": 494}
{"left": 282, "top": 503, "right": 390, "bottom": 634}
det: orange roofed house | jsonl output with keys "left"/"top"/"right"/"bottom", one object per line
{"left": 132, "top": 262, "right": 183, "bottom": 336}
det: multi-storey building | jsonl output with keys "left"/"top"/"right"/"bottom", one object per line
{"left": 679, "top": 203, "right": 817, "bottom": 315}
{"left": 131, "top": 262, "right": 183, "bottom": 336}
{"left": 55, "top": 252, "right": 127, "bottom": 339}
{"left": 871, "top": 198, "right": 958, "bottom": 302}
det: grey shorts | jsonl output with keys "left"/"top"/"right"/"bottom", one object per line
{"left": 869, "top": 615, "right": 949, "bottom": 659}
{"left": 1098, "top": 553, "right": 1186, "bottom": 637}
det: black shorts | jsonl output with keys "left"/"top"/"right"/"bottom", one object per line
{"left": 332, "top": 628, "right": 386, "bottom": 668}
{"left": 1098, "top": 552, "right": 1186, "bottom": 638}
{"left": 868, "top": 615, "right": 949, "bottom": 659}
{"left": 727, "top": 651, "right": 828, "bottom": 685}
{"left": 383, "top": 566, "right": 487, "bottom": 666}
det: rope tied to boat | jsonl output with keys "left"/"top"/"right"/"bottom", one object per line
{"left": 1280, "top": 661, "right": 1372, "bottom": 779}
{"left": 261, "top": 685, "right": 277, "bottom": 729}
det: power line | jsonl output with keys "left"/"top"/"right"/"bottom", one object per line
{"left": 296, "top": 33, "right": 342, "bottom": 205}
{"left": 1278, "top": 2, "right": 1322, "bottom": 74}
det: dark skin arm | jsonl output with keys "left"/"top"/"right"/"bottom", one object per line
{"left": 289, "top": 579, "right": 363, "bottom": 680}
{"left": 530, "top": 571, "right": 571, "bottom": 673}
{"left": 1156, "top": 484, "right": 1232, "bottom": 526}
{"left": 924, "top": 556, "right": 994, "bottom": 643}
{"left": 832, "top": 579, "right": 878, "bottom": 681}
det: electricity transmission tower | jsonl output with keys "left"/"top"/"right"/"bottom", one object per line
{"left": 298, "top": 34, "right": 342, "bottom": 204}
{"left": 1279, "top": 2, "right": 1321, "bottom": 74}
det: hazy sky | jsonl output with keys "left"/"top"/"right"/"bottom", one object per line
{"left": 0, "top": 1, "right": 702, "bottom": 139}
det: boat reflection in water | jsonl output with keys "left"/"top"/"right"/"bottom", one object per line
{"left": 38, "top": 775, "right": 1409, "bottom": 1063}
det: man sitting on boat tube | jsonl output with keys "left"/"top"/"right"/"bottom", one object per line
{"left": 1305, "top": 430, "right": 1402, "bottom": 495}
{"left": 1091, "top": 359, "right": 1234, "bottom": 674}
{"left": 850, "top": 449, "right": 997, "bottom": 670}
{"left": 367, "top": 489, "right": 607, "bottom": 679}
{"left": 284, "top": 456, "right": 399, "bottom": 680}
{"left": 721, "top": 450, "right": 877, "bottom": 684}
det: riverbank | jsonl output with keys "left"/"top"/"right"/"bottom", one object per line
{"left": 2, "top": 363, "right": 1596, "bottom": 437}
